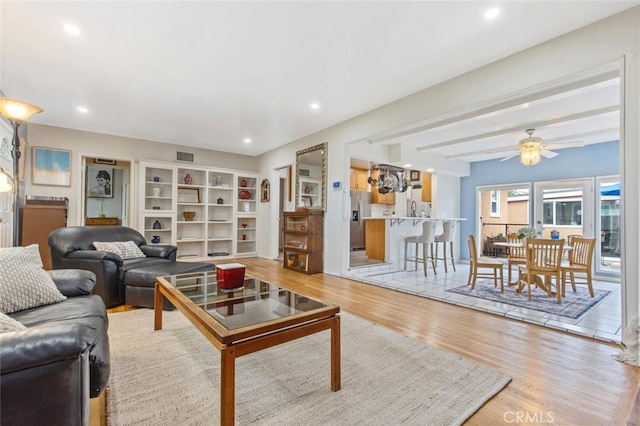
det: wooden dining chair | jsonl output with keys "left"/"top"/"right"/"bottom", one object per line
{"left": 518, "top": 238, "right": 565, "bottom": 303}
{"left": 466, "top": 234, "right": 504, "bottom": 291}
{"left": 507, "top": 233, "right": 526, "bottom": 285}
{"left": 561, "top": 237, "right": 597, "bottom": 297}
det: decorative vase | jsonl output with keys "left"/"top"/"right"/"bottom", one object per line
{"left": 153, "top": 176, "right": 160, "bottom": 182}
{"left": 217, "top": 197, "right": 224, "bottom": 204}
{"left": 151, "top": 235, "right": 161, "bottom": 244}
{"left": 239, "top": 190, "right": 252, "bottom": 200}
{"left": 184, "top": 173, "right": 192, "bottom": 185}
{"left": 152, "top": 220, "right": 161, "bottom": 229}
{"left": 214, "top": 176, "right": 223, "bottom": 186}
{"left": 550, "top": 230, "right": 560, "bottom": 240}
{"left": 240, "top": 179, "right": 248, "bottom": 187}
{"left": 152, "top": 186, "right": 161, "bottom": 197}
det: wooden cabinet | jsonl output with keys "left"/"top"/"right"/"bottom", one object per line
{"left": 371, "top": 190, "right": 396, "bottom": 205}
{"left": 365, "top": 219, "right": 385, "bottom": 261}
{"left": 422, "top": 172, "right": 432, "bottom": 202}
{"left": 283, "top": 210, "right": 323, "bottom": 274}
{"left": 350, "top": 168, "right": 369, "bottom": 190}
{"left": 21, "top": 202, "right": 68, "bottom": 270}
{"left": 86, "top": 217, "right": 118, "bottom": 226}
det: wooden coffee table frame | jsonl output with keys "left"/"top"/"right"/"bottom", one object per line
{"left": 154, "top": 276, "right": 341, "bottom": 426}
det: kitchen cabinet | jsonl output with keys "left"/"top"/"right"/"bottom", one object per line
{"left": 365, "top": 219, "right": 385, "bottom": 261}
{"left": 350, "top": 168, "right": 369, "bottom": 190}
{"left": 371, "top": 190, "right": 396, "bottom": 205}
{"left": 422, "top": 172, "right": 432, "bottom": 202}
{"left": 283, "top": 209, "right": 323, "bottom": 274}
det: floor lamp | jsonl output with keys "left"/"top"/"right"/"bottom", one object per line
{"left": 0, "top": 97, "right": 44, "bottom": 246}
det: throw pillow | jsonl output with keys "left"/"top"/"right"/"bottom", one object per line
{"left": 93, "top": 241, "right": 146, "bottom": 259}
{"left": 0, "top": 244, "right": 67, "bottom": 314}
{"left": 0, "top": 312, "right": 27, "bottom": 333}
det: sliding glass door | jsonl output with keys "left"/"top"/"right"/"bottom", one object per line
{"left": 596, "top": 176, "right": 621, "bottom": 276}
{"left": 477, "top": 183, "right": 531, "bottom": 257}
{"left": 534, "top": 179, "right": 593, "bottom": 241}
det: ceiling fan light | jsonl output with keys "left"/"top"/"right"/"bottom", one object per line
{"left": 520, "top": 144, "right": 541, "bottom": 166}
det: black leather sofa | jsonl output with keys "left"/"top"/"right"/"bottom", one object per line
{"left": 48, "top": 226, "right": 214, "bottom": 309}
{"left": 0, "top": 269, "right": 109, "bottom": 426}
{"left": 48, "top": 226, "right": 178, "bottom": 308}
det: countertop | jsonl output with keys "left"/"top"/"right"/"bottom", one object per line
{"left": 363, "top": 217, "right": 466, "bottom": 221}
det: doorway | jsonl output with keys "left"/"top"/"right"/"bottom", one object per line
{"left": 275, "top": 165, "right": 292, "bottom": 261}
{"left": 80, "top": 156, "right": 132, "bottom": 227}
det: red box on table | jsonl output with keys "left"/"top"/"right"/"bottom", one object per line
{"left": 216, "top": 263, "right": 246, "bottom": 290}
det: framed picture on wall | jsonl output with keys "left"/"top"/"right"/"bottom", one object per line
{"left": 86, "top": 166, "right": 114, "bottom": 198}
{"left": 32, "top": 146, "right": 71, "bottom": 186}
{"left": 410, "top": 170, "right": 421, "bottom": 182}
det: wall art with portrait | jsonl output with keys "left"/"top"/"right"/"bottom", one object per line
{"left": 86, "top": 166, "right": 114, "bottom": 198}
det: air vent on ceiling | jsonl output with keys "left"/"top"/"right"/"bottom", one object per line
{"left": 176, "top": 151, "right": 195, "bottom": 163}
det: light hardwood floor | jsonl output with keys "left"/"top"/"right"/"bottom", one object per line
{"left": 95, "top": 257, "right": 639, "bottom": 425}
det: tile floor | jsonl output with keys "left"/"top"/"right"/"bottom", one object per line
{"left": 346, "top": 253, "right": 622, "bottom": 344}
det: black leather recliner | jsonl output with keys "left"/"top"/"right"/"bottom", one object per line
{"left": 48, "top": 226, "right": 178, "bottom": 308}
{"left": 0, "top": 269, "right": 109, "bottom": 426}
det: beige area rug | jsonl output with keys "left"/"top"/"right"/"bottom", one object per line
{"left": 106, "top": 309, "right": 511, "bottom": 425}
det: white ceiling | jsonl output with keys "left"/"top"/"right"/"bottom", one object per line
{"left": 1, "top": 1, "right": 636, "bottom": 159}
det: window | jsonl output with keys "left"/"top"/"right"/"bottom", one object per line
{"left": 490, "top": 191, "right": 500, "bottom": 217}
{"left": 543, "top": 200, "right": 582, "bottom": 226}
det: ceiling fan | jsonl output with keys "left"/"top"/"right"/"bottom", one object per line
{"left": 498, "top": 129, "right": 584, "bottom": 165}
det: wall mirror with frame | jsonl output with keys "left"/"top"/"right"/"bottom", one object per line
{"left": 295, "top": 142, "right": 327, "bottom": 211}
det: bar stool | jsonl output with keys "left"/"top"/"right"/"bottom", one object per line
{"left": 404, "top": 221, "right": 437, "bottom": 276}
{"left": 433, "top": 220, "right": 457, "bottom": 272}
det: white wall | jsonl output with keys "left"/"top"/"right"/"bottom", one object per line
{"left": 23, "top": 124, "right": 259, "bottom": 226}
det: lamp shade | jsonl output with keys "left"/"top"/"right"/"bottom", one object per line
{"left": 0, "top": 97, "right": 44, "bottom": 123}
{"left": 0, "top": 170, "right": 13, "bottom": 193}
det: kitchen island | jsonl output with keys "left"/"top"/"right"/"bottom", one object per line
{"left": 363, "top": 217, "right": 466, "bottom": 268}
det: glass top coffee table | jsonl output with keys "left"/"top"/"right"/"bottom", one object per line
{"left": 154, "top": 271, "right": 341, "bottom": 426}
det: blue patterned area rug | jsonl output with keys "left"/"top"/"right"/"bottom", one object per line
{"left": 447, "top": 280, "right": 611, "bottom": 319}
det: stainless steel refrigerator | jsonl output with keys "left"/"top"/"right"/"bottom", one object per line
{"left": 350, "top": 190, "right": 372, "bottom": 251}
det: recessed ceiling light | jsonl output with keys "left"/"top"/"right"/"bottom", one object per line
{"left": 243, "top": 138, "right": 251, "bottom": 144}
{"left": 484, "top": 8, "right": 500, "bottom": 20}
{"left": 77, "top": 106, "right": 88, "bottom": 113}
{"left": 63, "top": 23, "right": 81, "bottom": 36}
{"left": 309, "top": 102, "right": 321, "bottom": 110}
{"left": 426, "top": 168, "right": 435, "bottom": 173}
{"left": 403, "top": 164, "right": 412, "bottom": 168}
{"left": 484, "top": 7, "right": 500, "bottom": 20}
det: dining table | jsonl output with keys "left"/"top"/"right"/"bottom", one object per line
{"left": 492, "top": 240, "right": 572, "bottom": 297}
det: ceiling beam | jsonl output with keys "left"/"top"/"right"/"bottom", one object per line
{"left": 416, "top": 105, "right": 619, "bottom": 152}
{"left": 365, "top": 68, "right": 619, "bottom": 145}
{"left": 445, "top": 126, "right": 620, "bottom": 159}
